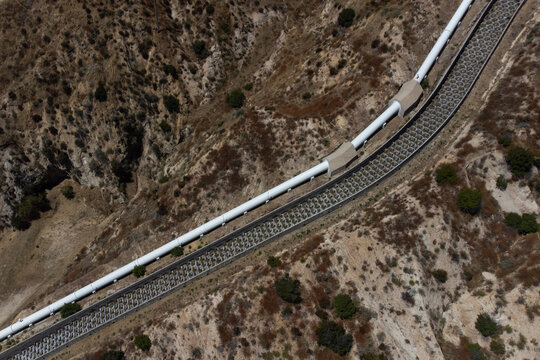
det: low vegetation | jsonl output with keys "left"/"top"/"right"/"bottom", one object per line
{"left": 475, "top": 313, "right": 498, "bottom": 337}
{"left": 337, "top": 8, "right": 355, "bottom": 27}
{"left": 333, "top": 293, "right": 357, "bottom": 319}
{"left": 133, "top": 265, "right": 146, "bottom": 278}
{"left": 192, "top": 40, "right": 210, "bottom": 59}
{"left": 457, "top": 188, "right": 482, "bottom": 214}
{"left": 61, "top": 184, "right": 75, "bottom": 199}
{"left": 274, "top": 276, "right": 301, "bottom": 303}
{"left": 60, "top": 302, "right": 81, "bottom": 318}
{"left": 431, "top": 269, "right": 448, "bottom": 283}
{"left": 100, "top": 350, "right": 125, "bottom": 360}
{"left": 315, "top": 320, "right": 353, "bottom": 355}
{"left": 435, "top": 165, "right": 457, "bottom": 184}
{"left": 12, "top": 193, "right": 51, "bottom": 230}
{"left": 134, "top": 334, "right": 151, "bottom": 351}
{"left": 94, "top": 82, "right": 107, "bottom": 102}
{"left": 507, "top": 146, "right": 534, "bottom": 177}
{"left": 226, "top": 90, "right": 246, "bottom": 108}
{"left": 504, "top": 212, "right": 539, "bottom": 234}
{"left": 267, "top": 256, "right": 281, "bottom": 268}
{"left": 163, "top": 95, "right": 180, "bottom": 114}
{"left": 490, "top": 339, "right": 505, "bottom": 355}
{"left": 171, "top": 246, "right": 184, "bottom": 257}
{"left": 467, "top": 343, "right": 486, "bottom": 360}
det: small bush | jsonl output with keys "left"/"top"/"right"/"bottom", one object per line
{"left": 504, "top": 212, "right": 539, "bottom": 234}
{"left": 475, "top": 313, "right": 498, "bottom": 337}
{"left": 101, "top": 350, "right": 125, "bottom": 360}
{"left": 244, "top": 83, "right": 253, "bottom": 91}
{"left": 133, "top": 265, "right": 146, "bottom": 278}
{"left": 206, "top": 3, "right": 214, "bottom": 14}
{"left": 498, "top": 134, "right": 512, "bottom": 147}
{"left": 134, "top": 334, "right": 151, "bottom": 351}
{"left": 435, "top": 165, "right": 458, "bottom": 184}
{"left": 467, "top": 343, "right": 486, "bottom": 360}
{"left": 337, "top": 8, "right": 355, "bottom": 27}
{"left": 496, "top": 175, "right": 507, "bottom": 190}
{"left": 490, "top": 340, "right": 505, "bottom": 355}
{"left": 315, "top": 320, "right": 353, "bottom": 355}
{"left": 457, "top": 188, "right": 482, "bottom": 214}
{"left": 275, "top": 276, "right": 301, "bottom": 303}
{"left": 61, "top": 184, "right": 75, "bottom": 199}
{"left": 12, "top": 193, "right": 51, "bottom": 230}
{"left": 507, "top": 147, "right": 534, "bottom": 177}
{"left": 267, "top": 256, "right": 281, "bottom": 268}
{"left": 159, "top": 120, "right": 172, "bottom": 132}
{"left": 188, "top": 64, "right": 197, "bottom": 74}
{"left": 504, "top": 212, "right": 522, "bottom": 228}
{"left": 192, "top": 40, "right": 210, "bottom": 59}
{"left": 171, "top": 246, "right": 184, "bottom": 257}
{"left": 163, "top": 95, "right": 180, "bottom": 114}
{"left": 333, "top": 294, "right": 357, "bottom": 319}
{"left": 226, "top": 90, "right": 245, "bottom": 108}
{"left": 95, "top": 83, "right": 107, "bottom": 102}
{"left": 420, "top": 78, "right": 429, "bottom": 90}
{"left": 302, "top": 92, "right": 312, "bottom": 99}
{"left": 163, "top": 64, "right": 178, "bottom": 79}
{"left": 60, "top": 302, "right": 81, "bottom": 318}
{"left": 432, "top": 269, "right": 448, "bottom": 283}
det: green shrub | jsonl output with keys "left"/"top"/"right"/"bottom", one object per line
{"left": 475, "top": 313, "right": 498, "bottom": 337}
{"left": 337, "top": 8, "right": 355, "bottom": 27}
{"left": 159, "top": 120, "right": 172, "bottom": 132}
{"left": 244, "top": 83, "right": 253, "bottom": 91}
{"left": 435, "top": 165, "right": 458, "bottom": 184}
{"left": 315, "top": 320, "right": 353, "bottom": 355}
{"left": 206, "top": 3, "right": 214, "bottom": 14}
{"left": 163, "top": 95, "right": 180, "bottom": 114}
{"left": 163, "top": 64, "right": 178, "bottom": 79}
{"left": 267, "top": 256, "right": 281, "bottom": 268}
{"left": 431, "top": 269, "right": 448, "bottom": 283}
{"left": 192, "top": 40, "right": 210, "bottom": 59}
{"left": 171, "top": 246, "right": 184, "bottom": 257}
{"left": 133, "top": 265, "right": 146, "bottom": 278}
{"left": 101, "top": 350, "right": 125, "bottom": 360}
{"left": 95, "top": 83, "right": 107, "bottom": 102}
{"left": 504, "top": 212, "right": 539, "bottom": 234}
{"left": 496, "top": 175, "right": 507, "bottom": 190}
{"left": 519, "top": 213, "right": 539, "bottom": 234}
{"left": 490, "top": 339, "right": 505, "bottom": 355}
{"left": 60, "top": 302, "right": 81, "bottom": 318}
{"left": 134, "top": 334, "right": 151, "bottom": 351}
{"left": 498, "top": 134, "right": 512, "bottom": 147}
{"left": 333, "top": 294, "right": 357, "bottom": 319}
{"left": 507, "top": 147, "right": 534, "bottom": 177}
{"left": 467, "top": 343, "right": 486, "bottom": 360}
{"left": 504, "top": 212, "right": 522, "bottom": 228}
{"left": 457, "top": 188, "right": 482, "bottom": 214}
{"left": 302, "top": 92, "right": 312, "bottom": 100}
{"left": 420, "top": 78, "right": 430, "bottom": 90}
{"left": 12, "top": 193, "right": 51, "bottom": 230}
{"left": 275, "top": 276, "right": 301, "bottom": 303}
{"left": 226, "top": 90, "right": 245, "bottom": 108}
{"left": 188, "top": 64, "right": 197, "bottom": 74}
{"left": 61, "top": 184, "right": 75, "bottom": 199}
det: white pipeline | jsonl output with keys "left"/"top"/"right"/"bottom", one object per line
{"left": 415, "top": 0, "right": 473, "bottom": 82}
{"left": 0, "top": 0, "right": 474, "bottom": 342}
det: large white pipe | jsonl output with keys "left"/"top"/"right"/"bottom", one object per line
{"left": 415, "top": 0, "right": 473, "bottom": 81}
{"left": 351, "top": 101, "right": 401, "bottom": 149}
{"left": 0, "top": 0, "right": 475, "bottom": 342}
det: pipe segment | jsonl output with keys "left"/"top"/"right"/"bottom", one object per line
{"left": 0, "top": 0, "right": 474, "bottom": 342}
